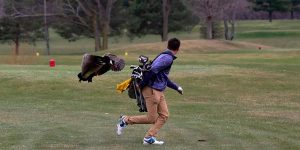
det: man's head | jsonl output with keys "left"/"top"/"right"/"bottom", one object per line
{"left": 167, "top": 38, "right": 180, "bottom": 54}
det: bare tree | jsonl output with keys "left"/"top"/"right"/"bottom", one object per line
{"left": 61, "top": 0, "right": 117, "bottom": 51}
{"left": 66, "top": 0, "right": 102, "bottom": 51}
{"left": 184, "top": 0, "right": 228, "bottom": 39}
{"left": 96, "top": 0, "right": 116, "bottom": 50}
{"left": 223, "top": 0, "right": 244, "bottom": 40}
{"left": 80, "top": 0, "right": 116, "bottom": 50}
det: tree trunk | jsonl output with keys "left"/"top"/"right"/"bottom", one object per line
{"left": 44, "top": 25, "right": 50, "bottom": 55}
{"left": 95, "top": 0, "right": 116, "bottom": 50}
{"left": 14, "top": 23, "right": 21, "bottom": 55}
{"left": 224, "top": 19, "right": 235, "bottom": 41}
{"left": 291, "top": 11, "right": 294, "bottom": 20}
{"left": 44, "top": 0, "right": 50, "bottom": 55}
{"left": 206, "top": 17, "right": 213, "bottom": 39}
{"left": 93, "top": 16, "right": 101, "bottom": 51}
{"left": 224, "top": 19, "right": 229, "bottom": 40}
{"left": 229, "top": 20, "right": 235, "bottom": 40}
{"left": 268, "top": 11, "right": 273, "bottom": 22}
{"left": 94, "top": 30, "right": 101, "bottom": 52}
{"left": 14, "top": 37, "right": 20, "bottom": 56}
{"left": 102, "top": 23, "right": 109, "bottom": 50}
{"left": 162, "top": 0, "right": 171, "bottom": 41}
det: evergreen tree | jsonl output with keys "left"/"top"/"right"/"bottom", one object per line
{"left": 127, "top": 0, "right": 197, "bottom": 41}
{"left": 248, "top": 0, "right": 289, "bottom": 22}
{"left": 0, "top": 17, "right": 44, "bottom": 55}
{"left": 289, "top": 0, "right": 300, "bottom": 19}
{"left": 0, "top": 0, "right": 44, "bottom": 55}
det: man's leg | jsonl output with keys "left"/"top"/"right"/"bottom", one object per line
{"left": 117, "top": 86, "right": 159, "bottom": 136}
{"left": 145, "top": 92, "right": 169, "bottom": 137}
{"left": 124, "top": 86, "right": 159, "bottom": 124}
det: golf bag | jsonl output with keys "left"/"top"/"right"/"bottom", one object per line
{"left": 127, "top": 55, "right": 152, "bottom": 112}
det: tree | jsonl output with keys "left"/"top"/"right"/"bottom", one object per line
{"left": 0, "top": 0, "right": 44, "bottom": 55}
{"left": 127, "top": 0, "right": 197, "bottom": 41}
{"left": 162, "top": 0, "right": 171, "bottom": 41}
{"left": 0, "top": 17, "right": 44, "bottom": 55}
{"left": 289, "top": 0, "right": 300, "bottom": 19}
{"left": 184, "top": 0, "right": 230, "bottom": 39}
{"left": 54, "top": 0, "right": 120, "bottom": 51}
{"left": 0, "top": 0, "right": 61, "bottom": 55}
{"left": 223, "top": 0, "right": 244, "bottom": 40}
{"left": 0, "top": 0, "right": 4, "bottom": 17}
{"left": 199, "top": 21, "right": 223, "bottom": 39}
{"left": 44, "top": 0, "right": 50, "bottom": 55}
{"left": 248, "top": 0, "right": 289, "bottom": 22}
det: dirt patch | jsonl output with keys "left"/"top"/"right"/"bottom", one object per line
{"left": 0, "top": 111, "right": 24, "bottom": 125}
{"left": 225, "top": 68, "right": 285, "bottom": 78}
{"left": 181, "top": 97, "right": 210, "bottom": 104}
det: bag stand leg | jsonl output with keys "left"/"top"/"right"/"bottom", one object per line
{"left": 132, "top": 78, "right": 147, "bottom": 112}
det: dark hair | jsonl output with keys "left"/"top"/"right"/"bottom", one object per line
{"left": 167, "top": 38, "right": 180, "bottom": 51}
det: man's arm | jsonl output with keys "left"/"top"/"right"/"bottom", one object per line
{"left": 167, "top": 79, "right": 183, "bottom": 95}
{"left": 167, "top": 79, "right": 178, "bottom": 91}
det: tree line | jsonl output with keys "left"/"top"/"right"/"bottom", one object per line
{"left": 0, "top": 0, "right": 299, "bottom": 55}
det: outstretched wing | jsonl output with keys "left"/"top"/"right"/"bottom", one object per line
{"left": 78, "top": 54, "right": 108, "bottom": 82}
{"left": 104, "top": 53, "right": 125, "bottom": 71}
{"left": 81, "top": 54, "right": 107, "bottom": 78}
{"left": 78, "top": 53, "right": 125, "bottom": 82}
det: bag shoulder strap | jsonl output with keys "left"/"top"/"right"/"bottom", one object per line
{"left": 150, "top": 50, "right": 174, "bottom": 66}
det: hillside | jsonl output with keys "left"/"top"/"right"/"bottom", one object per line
{"left": 110, "top": 39, "right": 272, "bottom": 54}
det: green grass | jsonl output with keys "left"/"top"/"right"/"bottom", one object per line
{"left": 1, "top": 50, "right": 300, "bottom": 150}
{"left": 237, "top": 31, "right": 300, "bottom": 39}
{"left": 1, "top": 19, "right": 300, "bottom": 149}
{"left": 236, "top": 20, "right": 300, "bottom": 32}
{"left": 236, "top": 20, "right": 300, "bottom": 49}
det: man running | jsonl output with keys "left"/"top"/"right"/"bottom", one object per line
{"left": 117, "top": 38, "right": 183, "bottom": 145}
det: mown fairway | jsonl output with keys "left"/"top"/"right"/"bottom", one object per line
{"left": 1, "top": 20, "right": 300, "bottom": 150}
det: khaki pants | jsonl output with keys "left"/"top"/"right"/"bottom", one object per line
{"left": 124, "top": 86, "right": 169, "bottom": 137}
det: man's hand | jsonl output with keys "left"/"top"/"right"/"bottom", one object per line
{"left": 177, "top": 86, "right": 183, "bottom": 95}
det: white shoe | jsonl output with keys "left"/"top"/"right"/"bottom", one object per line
{"left": 143, "top": 137, "right": 164, "bottom": 145}
{"left": 116, "top": 115, "right": 127, "bottom": 136}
